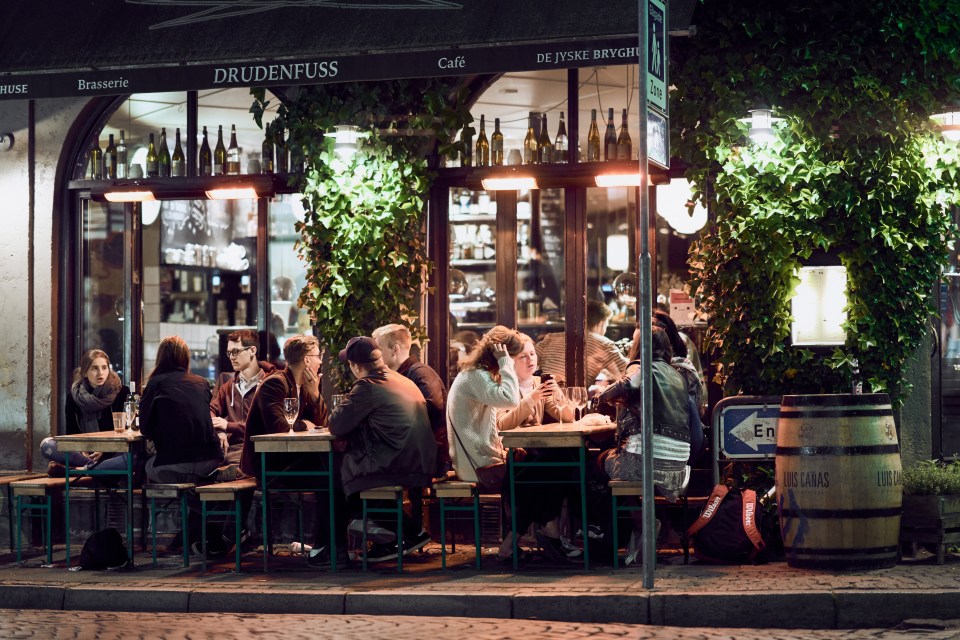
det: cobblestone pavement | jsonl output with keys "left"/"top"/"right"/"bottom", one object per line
{"left": 2, "top": 610, "right": 960, "bottom": 640}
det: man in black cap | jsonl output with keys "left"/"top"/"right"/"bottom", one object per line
{"left": 329, "top": 336, "right": 437, "bottom": 563}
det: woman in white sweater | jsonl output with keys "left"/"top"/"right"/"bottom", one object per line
{"left": 446, "top": 325, "right": 522, "bottom": 492}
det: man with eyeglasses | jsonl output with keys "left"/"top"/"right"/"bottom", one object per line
{"left": 210, "top": 329, "right": 278, "bottom": 466}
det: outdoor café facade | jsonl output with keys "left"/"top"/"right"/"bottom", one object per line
{"left": 0, "top": 0, "right": 711, "bottom": 472}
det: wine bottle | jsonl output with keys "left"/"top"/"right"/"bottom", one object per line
{"left": 171, "top": 127, "right": 185, "bottom": 177}
{"left": 554, "top": 111, "right": 568, "bottom": 164}
{"left": 226, "top": 124, "right": 240, "bottom": 175}
{"left": 537, "top": 113, "right": 554, "bottom": 164}
{"left": 587, "top": 109, "right": 601, "bottom": 162}
{"left": 89, "top": 137, "right": 103, "bottom": 179}
{"left": 157, "top": 127, "right": 171, "bottom": 177}
{"left": 275, "top": 128, "right": 288, "bottom": 173}
{"left": 103, "top": 134, "right": 117, "bottom": 179}
{"left": 261, "top": 125, "right": 274, "bottom": 174}
{"left": 523, "top": 113, "right": 538, "bottom": 164}
{"left": 460, "top": 126, "right": 473, "bottom": 167}
{"left": 616, "top": 108, "right": 632, "bottom": 160}
{"left": 116, "top": 130, "right": 128, "bottom": 178}
{"left": 214, "top": 125, "right": 227, "bottom": 175}
{"left": 475, "top": 115, "right": 489, "bottom": 167}
{"left": 491, "top": 117, "right": 504, "bottom": 166}
{"left": 604, "top": 107, "right": 617, "bottom": 161}
{"left": 198, "top": 126, "right": 212, "bottom": 176}
{"left": 145, "top": 133, "right": 159, "bottom": 178}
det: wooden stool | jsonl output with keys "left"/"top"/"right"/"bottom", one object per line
{"left": 359, "top": 486, "right": 404, "bottom": 572}
{"left": 11, "top": 477, "right": 67, "bottom": 564}
{"left": 610, "top": 476, "right": 694, "bottom": 567}
{"left": 144, "top": 483, "right": 195, "bottom": 568}
{"left": 196, "top": 479, "right": 256, "bottom": 572}
{"left": 434, "top": 480, "right": 483, "bottom": 570}
{"left": 0, "top": 473, "right": 44, "bottom": 553}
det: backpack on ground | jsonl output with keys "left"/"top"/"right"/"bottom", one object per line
{"left": 687, "top": 484, "right": 764, "bottom": 563}
{"left": 78, "top": 527, "right": 130, "bottom": 570}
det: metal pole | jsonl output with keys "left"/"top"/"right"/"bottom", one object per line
{"left": 638, "top": 0, "right": 656, "bottom": 590}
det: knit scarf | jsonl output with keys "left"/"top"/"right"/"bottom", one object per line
{"left": 71, "top": 370, "right": 121, "bottom": 433}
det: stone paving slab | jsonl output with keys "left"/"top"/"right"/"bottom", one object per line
{"left": 2, "top": 547, "right": 960, "bottom": 629}
{"left": 3, "top": 610, "right": 960, "bottom": 640}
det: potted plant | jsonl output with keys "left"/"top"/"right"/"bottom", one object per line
{"left": 900, "top": 460, "right": 960, "bottom": 564}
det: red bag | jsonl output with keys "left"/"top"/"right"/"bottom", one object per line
{"left": 687, "top": 484, "right": 765, "bottom": 563}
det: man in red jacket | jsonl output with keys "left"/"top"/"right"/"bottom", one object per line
{"left": 210, "top": 329, "right": 277, "bottom": 466}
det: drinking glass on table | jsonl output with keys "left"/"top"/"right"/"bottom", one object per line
{"left": 565, "top": 386, "right": 588, "bottom": 422}
{"left": 282, "top": 397, "right": 299, "bottom": 434}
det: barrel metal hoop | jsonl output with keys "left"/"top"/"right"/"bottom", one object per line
{"left": 776, "top": 444, "right": 901, "bottom": 456}
{"left": 778, "top": 506, "right": 902, "bottom": 518}
{"left": 778, "top": 409, "right": 892, "bottom": 418}
{"left": 784, "top": 544, "right": 899, "bottom": 556}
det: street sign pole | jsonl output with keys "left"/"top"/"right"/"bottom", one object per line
{"left": 638, "top": 0, "right": 654, "bottom": 590}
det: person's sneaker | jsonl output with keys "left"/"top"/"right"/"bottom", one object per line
{"left": 347, "top": 518, "right": 396, "bottom": 544}
{"left": 191, "top": 541, "right": 228, "bottom": 559}
{"left": 365, "top": 542, "right": 399, "bottom": 563}
{"left": 47, "top": 461, "right": 66, "bottom": 478}
{"left": 576, "top": 524, "right": 605, "bottom": 541}
{"left": 402, "top": 529, "right": 431, "bottom": 555}
{"left": 560, "top": 535, "right": 584, "bottom": 560}
{"left": 306, "top": 545, "right": 349, "bottom": 568}
{"left": 535, "top": 529, "right": 570, "bottom": 564}
{"left": 215, "top": 464, "right": 241, "bottom": 483}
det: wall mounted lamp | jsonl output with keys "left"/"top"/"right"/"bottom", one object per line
{"left": 931, "top": 101, "right": 960, "bottom": 142}
{"left": 481, "top": 175, "right": 538, "bottom": 190}
{"left": 0, "top": 133, "right": 13, "bottom": 152}
{"left": 595, "top": 172, "right": 642, "bottom": 187}
{"left": 740, "top": 104, "right": 783, "bottom": 145}
{"left": 331, "top": 124, "right": 368, "bottom": 160}
{"left": 89, "top": 175, "right": 280, "bottom": 203}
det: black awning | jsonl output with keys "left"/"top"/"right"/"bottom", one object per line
{"left": 0, "top": 0, "right": 695, "bottom": 100}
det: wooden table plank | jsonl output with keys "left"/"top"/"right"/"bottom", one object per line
{"left": 55, "top": 431, "right": 144, "bottom": 453}
{"left": 251, "top": 430, "right": 334, "bottom": 453}
{"left": 499, "top": 419, "right": 615, "bottom": 449}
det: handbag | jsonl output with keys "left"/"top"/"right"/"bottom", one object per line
{"left": 450, "top": 419, "right": 507, "bottom": 490}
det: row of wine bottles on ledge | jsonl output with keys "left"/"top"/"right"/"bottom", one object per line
{"left": 460, "top": 107, "right": 633, "bottom": 167}
{"left": 88, "top": 124, "right": 295, "bottom": 179}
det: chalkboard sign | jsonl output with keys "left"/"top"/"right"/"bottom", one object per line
{"left": 161, "top": 200, "right": 233, "bottom": 248}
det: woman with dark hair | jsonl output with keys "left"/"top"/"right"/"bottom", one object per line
{"left": 41, "top": 348, "right": 129, "bottom": 474}
{"left": 140, "top": 336, "right": 224, "bottom": 485}
{"left": 653, "top": 310, "right": 706, "bottom": 463}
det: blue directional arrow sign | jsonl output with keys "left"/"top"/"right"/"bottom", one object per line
{"left": 719, "top": 404, "right": 781, "bottom": 459}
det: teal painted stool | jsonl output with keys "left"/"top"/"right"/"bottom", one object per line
{"left": 359, "top": 486, "right": 405, "bottom": 572}
{"left": 197, "top": 479, "right": 256, "bottom": 572}
{"left": 610, "top": 469, "right": 693, "bottom": 568}
{"left": 144, "top": 483, "right": 195, "bottom": 568}
{"left": 12, "top": 477, "right": 66, "bottom": 564}
{"left": 434, "top": 480, "right": 483, "bottom": 570}
{"left": 1, "top": 473, "right": 44, "bottom": 553}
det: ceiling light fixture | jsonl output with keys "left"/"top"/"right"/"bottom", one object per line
{"left": 103, "top": 189, "right": 156, "bottom": 202}
{"left": 205, "top": 186, "right": 259, "bottom": 200}
{"left": 595, "top": 172, "right": 642, "bottom": 187}
{"left": 481, "top": 175, "right": 538, "bottom": 190}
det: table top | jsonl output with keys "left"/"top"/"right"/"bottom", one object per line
{"left": 54, "top": 430, "right": 145, "bottom": 453}
{"left": 251, "top": 429, "right": 335, "bottom": 453}
{"left": 499, "top": 418, "right": 616, "bottom": 449}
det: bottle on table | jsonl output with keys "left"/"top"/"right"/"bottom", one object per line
{"left": 157, "top": 127, "right": 171, "bottom": 177}
{"left": 475, "top": 115, "right": 489, "bottom": 167}
{"left": 226, "top": 124, "right": 240, "bottom": 175}
{"left": 275, "top": 128, "right": 288, "bottom": 173}
{"left": 616, "top": 108, "right": 632, "bottom": 160}
{"left": 145, "top": 133, "right": 159, "bottom": 178}
{"left": 214, "top": 125, "right": 227, "bottom": 175}
{"left": 491, "top": 117, "right": 504, "bottom": 166}
{"left": 116, "top": 130, "right": 128, "bottom": 178}
{"left": 554, "top": 111, "right": 568, "bottom": 164}
{"left": 604, "top": 107, "right": 617, "bottom": 161}
{"left": 587, "top": 109, "right": 601, "bottom": 162}
{"left": 171, "top": 127, "right": 185, "bottom": 177}
{"left": 198, "top": 126, "right": 212, "bottom": 176}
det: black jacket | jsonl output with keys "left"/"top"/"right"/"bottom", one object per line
{"left": 64, "top": 385, "right": 129, "bottom": 435}
{"left": 330, "top": 367, "right": 437, "bottom": 496}
{"left": 140, "top": 368, "right": 222, "bottom": 467}
{"left": 396, "top": 356, "right": 449, "bottom": 476}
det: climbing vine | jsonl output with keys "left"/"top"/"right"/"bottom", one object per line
{"left": 671, "top": 0, "right": 960, "bottom": 402}
{"left": 251, "top": 79, "right": 474, "bottom": 389}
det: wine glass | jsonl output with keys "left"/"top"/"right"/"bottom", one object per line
{"left": 282, "top": 397, "right": 299, "bottom": 434}
{"left": 123, "top": 399, "right": 137, "bottom": 433}
{"left": 565, "top": 386, "right": 588, "bottom": 422}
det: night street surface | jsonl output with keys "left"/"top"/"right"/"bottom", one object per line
{"left": 3, "top": 611, "right": 960, "bottom": 640}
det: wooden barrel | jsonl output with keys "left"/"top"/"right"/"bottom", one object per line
{"left": 775, "top": 393, "right": 902, "bottom": 569}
